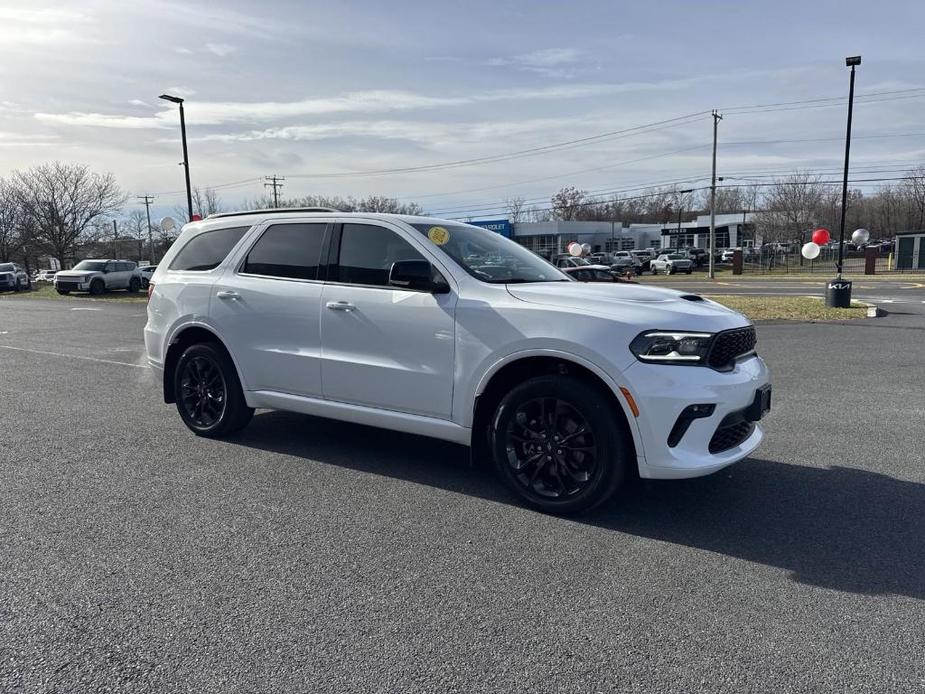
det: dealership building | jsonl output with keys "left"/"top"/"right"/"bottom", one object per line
{"left": 472, "top": 213, "right": 757, "bottom": 258}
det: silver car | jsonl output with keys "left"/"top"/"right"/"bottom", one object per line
{"left": 54, "top": 259, "right": 143, "bottom": 295}
{"left": 0, "top": 262, "right": 31, "bottom": 292}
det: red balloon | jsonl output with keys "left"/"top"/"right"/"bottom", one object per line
{"left": 812, "top": 228, "right": 830, "bottom": 245}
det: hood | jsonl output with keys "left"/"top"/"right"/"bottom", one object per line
{"left": 56, "top": 271, "right": 94, "bottom": 279}
{"left": 506, "top": 282, "right": 749, "bottom": 332}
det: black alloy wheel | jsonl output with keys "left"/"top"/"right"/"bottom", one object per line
{"left": 491, "top": 376, "right": 627, "bottom": 514}
{"left": 504, "top": 396, "right": 599, "bottom": 500}
{"left": 174, "top": 343, "right": 254, "bottom": 437}
{"left": 128, "top": 277, "right": 141, "bottom": 293}
{"left": 179, "top": 355, "right": 227, "bottom": 430}
{"left": 89, "top": 279, "right": 104, "bottom": 295}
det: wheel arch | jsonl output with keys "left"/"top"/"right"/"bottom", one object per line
{"left": 470, "top": 351, "right": 643, "bottom": 469}
{"left": 162, "top": 323, "right": 242, "bottom": 403}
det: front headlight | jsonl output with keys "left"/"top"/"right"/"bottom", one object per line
{"left": 629, "top": 331, "right": 714, "bottom": 364}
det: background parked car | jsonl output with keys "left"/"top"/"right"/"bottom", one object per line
{"left": 650, "top": 253, "right": 693, "bottom": 275}
{"left": 562, "top": 266, "right": 637, "bottom": 283}
{"left": 629, "top": 250, "right": 653, "bottom": 272}
{"left": 54, "top": 259, "right": 143, "bottom": 295}
{"left": 685, "top": 248, "right": 708, "bottom": 267}
{"left": 138, "top": 265, "right": 157, "bottom": 288}
{"left": 0, "top": 263, "right": 31, "bottom": 292}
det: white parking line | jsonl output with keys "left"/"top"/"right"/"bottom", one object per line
{"left": 0, "top": 345, "right": 148, "bottom": 368}
{"left": 70, "top": 307, "right": 102, "bottom": 312}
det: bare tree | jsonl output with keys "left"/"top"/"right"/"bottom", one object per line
{"left": 505, "top": 196, "right": 527, "bottom": 223}
{"left": 9, "top": 162, "right": 125, "bottom": 266}
{"left": 174, "top": 186, "right": 225, "bottom": 223}
{"left": 752, "top": 173, "right": 834, "bottom": 244}
{"left": 551, "top": 186, "right": 587, "bottom": 220}
{"left": 903, "top": 165, "right": 925, "bottom": 230}
{"left": 0, "top": 180, "right": 27, "bottom": 262}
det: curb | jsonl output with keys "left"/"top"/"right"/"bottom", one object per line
{"left": 855, "top": 300, "right": 887, "bottom": 318}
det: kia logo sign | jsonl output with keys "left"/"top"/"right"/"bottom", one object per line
{"left": 828, "top": 281, "right": 851, "bottom": 290}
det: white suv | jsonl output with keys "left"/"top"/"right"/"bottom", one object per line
{"left": 145, "top": 210, "right": 770, "bottom": 514}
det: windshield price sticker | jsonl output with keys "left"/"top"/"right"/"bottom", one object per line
{"left": 427, "top": 226, "right": 450, "bottom": 245}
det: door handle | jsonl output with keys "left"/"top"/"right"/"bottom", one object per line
{"left": 216, "top": 290, "right": 240, "bottom": 300}
{"left": 326, "top": 300, "right": 355, "bottom": 311}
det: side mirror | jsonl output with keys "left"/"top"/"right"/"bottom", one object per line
{"left": 389, "top": 259, "right": 449, "bottom": 293}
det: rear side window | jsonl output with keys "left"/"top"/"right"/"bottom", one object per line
{"left": 242, "top": 223, "right": 327, "bottom": 280}
{"left": 334, "top": 223, "right": 425, "bottom": 287}
{"left": 169, "top": 226, "right": 249, "bottom": 272}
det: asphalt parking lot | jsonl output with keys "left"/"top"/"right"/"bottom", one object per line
{"left": 1, "top": 297, "right": 923, "bottom": 693}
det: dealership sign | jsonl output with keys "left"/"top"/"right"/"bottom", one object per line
{"left": 468, "top": 219, "right": 512, "bottom": 237}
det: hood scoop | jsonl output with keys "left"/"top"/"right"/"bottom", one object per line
{"left": 679, "top": 294, "right": 705, "bottom": 302}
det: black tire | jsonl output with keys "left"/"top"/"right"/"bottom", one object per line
{"left": 89, "top": 279, "right": 105, "bottom": 296}
{"left": 490, "top": 375, "right": 628, "bottom": 515}
{"left": 56, "top": 289, "right": 70, "bottom": 295}
{"left": 174, "top": 342, "right": 253, "bottom": 438}
{"left": 127, "top": 277, "right": 141, "bottom": 293}
{"left": 666, "top": 266, "right": 674, "bottom": 275}
{"left": 686, "top": 269, "right": 692, "bottom": 275}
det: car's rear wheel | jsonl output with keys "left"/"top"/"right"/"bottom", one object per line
{"left": 127, "top": 277, "right": 141, "bottom": 293}
{"left": 89, "top": 279, "right": 105, "bottom": 295}
{"left": 174, "top": 343, "right": 253, "bottom": 438}
{"left": 490, "top": 376, "right": 628, "bottom": 515}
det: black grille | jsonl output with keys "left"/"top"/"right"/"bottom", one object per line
{"left": 56, "top": 282, "right": 79, "bottom": 291}
{"left": 709, "top": 420, "right": 755, "bottom": 454}
{"left": 707, "top": 326, "right": 757, "bottom": 370}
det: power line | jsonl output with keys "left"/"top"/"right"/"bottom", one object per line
{"left": 264, "top": 175, "right": 285, "bottom": 207}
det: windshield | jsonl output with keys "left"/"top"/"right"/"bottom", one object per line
{"left": 0, "top": 263, "right": 14, "bottom": 272}
{"left": 410, "top": 223, "right": 570, "bottom": 283}
{"left": 72, "top": 261, "right": 108, "bottom": 271}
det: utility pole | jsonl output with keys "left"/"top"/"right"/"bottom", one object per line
{"left": 137, "top": 195, "right": 155, "bottom": 263}
{"left": 708, "top": 109, "right": 723, "bottom": 279}
{"left": 112, "top": 219, "right": 118, "bottom": 258}
{"left": 265, "top": 175, "right": 285, "bottom": 207}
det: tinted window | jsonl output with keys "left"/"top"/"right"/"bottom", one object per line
{"left": 0, "top": 263, "right": 13, "bottom": 272}
{"left": 243, "top": 223, "right": 326, "bottom": 280}
{"left": 169, "top": 226, "right": 249, "bottom": 272}
{"left": 335, "top": 224, "right": 425, "bottom": 287}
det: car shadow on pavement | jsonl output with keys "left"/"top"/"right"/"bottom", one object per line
{"left": 236, "top": 410, "right": 923, "bottom": 600}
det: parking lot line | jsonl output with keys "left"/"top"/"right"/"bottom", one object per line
{"left": 0, "top": 344, "right": 147, "bottom": 369}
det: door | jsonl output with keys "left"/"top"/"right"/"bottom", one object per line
{"left": 210, "top": 221, "right": 329, "bottom": 397}
{"left": 320, "top": 222, "right": 456, "bottom": 419}
{"left": 897, "top": 237, "right": 914, "bottom": 269}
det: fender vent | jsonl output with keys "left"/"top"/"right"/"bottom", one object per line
{"left": 679, "top": 294, "right": 704, "bottom": 302}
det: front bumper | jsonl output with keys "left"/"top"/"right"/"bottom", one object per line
{"left": 622, "top": 354, "right": 769, "bottom": 479}
{"left": 55, "top": 280, "right": 92, "bottom": 291}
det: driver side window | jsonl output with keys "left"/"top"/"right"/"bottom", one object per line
{"left": 333, "top": 224, "right": 425, "bottom": 287}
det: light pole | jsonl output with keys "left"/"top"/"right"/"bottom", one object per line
{"left": 826, "top": 56, "right": 860, "bottom": 308}
{"left": 676, "top": 189, "right": 693, "bottom": 248}
{"left": 159, "top": 94, "right": 193, "bottom": 222}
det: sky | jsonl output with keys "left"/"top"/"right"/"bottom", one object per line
{"left": 0, "top": 0, "right": 923, "bottom": 220}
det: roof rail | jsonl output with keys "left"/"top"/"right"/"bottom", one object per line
{"left": 206, "top": 207, "right": 340, "bottom": 219}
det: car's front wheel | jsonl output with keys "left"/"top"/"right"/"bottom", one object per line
{"left": 174, "top": 343, "right": 253, "bottom": 438}
{"left": 56, "top": 289, "right": 70, "bottom": 295}
{"left": 490, "top": 375, "right": 628, "bottom": 514}
{"left": 127, "top": 277, "right": 141, "bottom": 293}
{"left": 89, "top": 279, "right": 105, "bottom": 295}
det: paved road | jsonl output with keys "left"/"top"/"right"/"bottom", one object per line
{"left": 1, "top": 298, "right": 923, "bottom": 693}
{"left": 638, "top": 276, "right": 925, "bottom": 310}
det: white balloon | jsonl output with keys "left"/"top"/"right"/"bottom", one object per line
{"left": 852, "top": 228, "right": 870, "bottom": 245}
{"left": 568, "top": 242, "right": 583, "bottom": 257}
{"left": 159, "top": 216, "right": 176, "bottom": 232}
{"left": 801, "top": 242, "right": 821, "bottom": 260}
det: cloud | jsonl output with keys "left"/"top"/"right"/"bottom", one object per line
{"left": 33, "top": 79, "right": 709, "bottom": 132}
{"left": 486, "top": 48, "right": 585, "bottom": 76}
{"left": 128, "top": 99, "right": 150, "bottom": 107}
{"left": 143, "top": 1, "right": 290, "bottom": 40}
{"left": 0, "top": 6, "right": 96, "bottom": 45}
{"left": 205, "top": 43, "right": 235, "bottom": 57}
{"left": 174, "top": 47, "right": 193, "bottom": 55}
{"left": 163, "top": 86, "right": 196, "bottom": 97}
{"left": 191, "top": 117, "right": 605, "bottom": 150}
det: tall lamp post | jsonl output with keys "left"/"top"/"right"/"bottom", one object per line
{"left": 676, "top": 189, "right": 693, "bottom": 248}
{"left": 826, "top": 56, "right": 860, "bottom": 308}
{"left": 158, "top": 94, "right": 193, "bottom": 222}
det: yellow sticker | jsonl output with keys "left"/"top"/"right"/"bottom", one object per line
{"left": 427, "top": 226, "right": 450, "bottom": 245}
